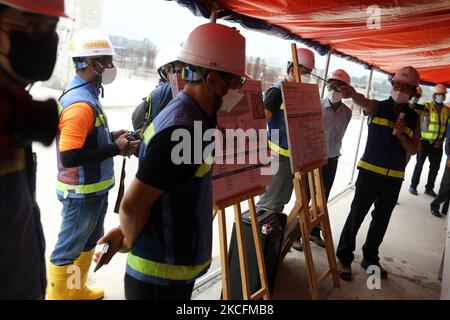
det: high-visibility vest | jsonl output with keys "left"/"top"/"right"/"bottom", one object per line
{"left": 267, "top": 82, "right": 290, "bottom": 157}
{"left": 420, "top": 102, "right": 450, "bottom": 141}
{"left": 56, "top": 75, "right": 114, "bottom": 199}
{"left": 358, "top": 98, "right": 418, "bottom": 180}
{"left": 128, "top": 91, "right": 213, "bottom": 285}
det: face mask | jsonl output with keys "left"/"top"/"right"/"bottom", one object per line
{"left": 219, "top": 89, "right": 244, "bottom": 113}
{"left": 101, "top": 67, "right": 117, "bottom": 85}
{"left": 327, "top": 89, "right": 342, "bottom": 104}
{"left": 300, "top": 74, "right": 311, "bottom": 83}
{"left": 409, "top": 97, "right": 419, "bottom": 105}
{"left": 435, "top": 95, "right": 445, "bottom": 104}
{"left": 391, "top": 89, "right": 410, "bottom": 104}
{"left": 0, "top": 30, "right": 58, "bottom": 81}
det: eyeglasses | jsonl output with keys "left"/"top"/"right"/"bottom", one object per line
{"left": 1, "top": 18, "right": 57, "bottom": 39}
{"left": 391, "top": 81, "right": 416, "bottom": 92}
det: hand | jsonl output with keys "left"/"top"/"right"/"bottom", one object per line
{"left": 447, "top": 159, "right": 450, "bottom": 168}
{"left": 94, "top": 227, "right": 130, "bottom": 266}
{"left": 112, "top": 129, "right": 128, "bottom": 141}
{"left": 433, "top": 140, "right": 443, "bottom": 149}
{"left": 339, "top": 85, "right": 356, "bottom": 99}
{"left": 114, "top": 132, "right": 140, "bottom": 156}
{"left": 393, "top": 118, "right": 406, "bottom": 139}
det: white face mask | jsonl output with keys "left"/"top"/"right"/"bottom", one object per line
{"left": 327, "top": 89, "right": 342, "bottom": 104}
{"left": 391, "top": 89, "right": 410, "bottom": 104}
{"left": 101, "top": 67, "right": 117, "bottom": 85}
{"left": 409, "top": 97, "right": 419, "bottom": 105}
{"left": 300, "top": 74, "right": 311, "bottom": 83}
{"left": 435, "top": 95, "right": 445, "bottom": 104}
{"left": 220, "top": 88, "right": 244, "bottom": 112}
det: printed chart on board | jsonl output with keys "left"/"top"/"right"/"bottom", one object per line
{"left": 213, "top": 79, "right": 272, "bottom": 204}
{"left": 280, "top": 82, "right": 327, "bottom": 173}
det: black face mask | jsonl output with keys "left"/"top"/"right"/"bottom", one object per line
{"left": 1, "top": 30, "right": 58, "bottom": 81}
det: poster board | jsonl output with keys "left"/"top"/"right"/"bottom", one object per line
{"left": 168, "top": 74, "right": 272, "bottom": 204}
{"left": 280, "top": 82, "right": 327, "bottom": 173}
{"left": 212, "top": 79, "right": 272, "bottom": 204}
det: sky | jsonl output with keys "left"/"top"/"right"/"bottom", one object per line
{"left": 101, "top": 0, "right": 387, "bottom": 82}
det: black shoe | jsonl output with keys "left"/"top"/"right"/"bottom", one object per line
{"left": 337, "top": 261, "right": 352, "bottom": 281}
{"left": 431, "top": 206, "right": 443, "bottom": 218}
{"left": 292, "top": 239, "right": 303, "bottom": 251}
{"left": 309, "top": 234, "right": 326, "bottom": 248}
{"left": 425, "top": 190, "right": 437, "bottom": 197}
{"left": 361, "top": 259, "right": 388, "bottom": 279}
{"left": 408, "top": 187, "right": 418, "bottom": 196}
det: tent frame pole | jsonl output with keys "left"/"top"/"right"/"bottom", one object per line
{"left": 349, "top": 67, "right": 373, "bottom": 184}
{"left": 320, "top": 51, "right": 332, "bottom": 99}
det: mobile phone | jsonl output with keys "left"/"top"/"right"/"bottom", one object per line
{"left": 94, "top": 243, "right": 110, "bottom": 273}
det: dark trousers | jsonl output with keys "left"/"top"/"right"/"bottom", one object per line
{"left": 336, "top": 170, "right": 402, "bottom": 264}
{"left": 431, "top": 165, "right": 450, "bottom": 212}
{"left": 411, "top": 140, "right": 443, "bottom": 191}
{"left": 124, "top": 273, "right": 195, "bottom": 300}
{"left": 310, "top": 157, "right": 339, "bottom": 236}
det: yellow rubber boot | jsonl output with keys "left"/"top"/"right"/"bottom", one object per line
{"left": 47, "top": 262, "right": 73, "bottom": 300}
{"left": 73, "top": 249, "right": 104, "bottom": 300}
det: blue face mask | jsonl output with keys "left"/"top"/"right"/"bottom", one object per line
{"left": 435, "top": 95, "right": 445, "bottom": 104}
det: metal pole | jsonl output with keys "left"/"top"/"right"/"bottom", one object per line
{"left": 349, "top": 67, "right": 374, "bottom": 184}
{"left": 320, "top": 51, "right": 332, "bottom": 99}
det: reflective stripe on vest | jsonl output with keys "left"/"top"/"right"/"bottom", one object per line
{"left": 56, "top": 177, "right": 115, "bottom": 197}
{"left": 268, "top": 103, "right": 290, "bottom": 157}
{"left": 421, "top": 103, "right": 450, "bottom": 140}
{"left": 127, "top": 252, "right": 211, "bottom": 281}
{"left": 0, "top": 149, "right": 25, "bottom": 176}
{"left": 372, "top": 117, "right": 414, "bottom": 138}
{"left": 358, "top": 160, "right": 405, "bottom": 179}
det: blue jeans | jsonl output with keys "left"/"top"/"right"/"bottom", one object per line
{"left": 51, "top": 193, "right": 108, "bottom": 266}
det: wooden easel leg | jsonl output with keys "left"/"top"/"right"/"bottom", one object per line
{"left": 299, "top": 214, "right": 320, "bottom": 300}
{"left": 320, "top": 218, "right": 340, "bottom": 287}
{"left": 234, "top": 203, "right": 251, "bottom": 300}
{"left": 248, "top": 197, "right": 270, "bottom": 300}
{"left": 218, "top": 209, "right": 231, "bottom": 299}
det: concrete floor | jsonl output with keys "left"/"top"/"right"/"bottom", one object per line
{"left": 30, "top": 83, "right": 447, "bottom": 300}
{"left": 193, "top": 183, "right": 446, "bottom": 300}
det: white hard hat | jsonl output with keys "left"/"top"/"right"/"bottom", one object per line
{"left": 392, "top": 66, "right": 420, "bottom": 86}
{"left": 328, "top": 69, "right": 350, "bottom": 85}
{"left": 434, "top": 84, "right": 448, "bottom": 94}
{"left": 68, "top": 29, "right": 115, "bottom": 58}
{"left": 297, "top": 48, "right": 315, "bottom": 69}
{"left": 178, "top": 23, "right": 246, "bottom": 77}
{"left": 155, "top": 44, "right": 182, "bottom": 80}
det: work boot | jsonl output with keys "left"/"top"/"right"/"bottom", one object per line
{"left": 309, "top": 234, "right": 326, "bottom": 248}
{"left": 47, "top": 251, "right": 104, "bottom": 300}
{"left": 337, "top": 260, "right": 352, "bottom": 281}
{"left": 73, "top": 250, "right": 104, "bottom": 300}
{"left": 431, "top": 205, "right": 443, "bottom": 218}
{"left": 292, "top": 239, "right": 303, "bottom": 251}
{"left": 408, "top": 187, "right": 418, "bottom": 196}
{"left": 360, "top": 259, "right": 388, "bottom": 279}
{"left": 424, "top": 189, "right": 437, "bottom": 197}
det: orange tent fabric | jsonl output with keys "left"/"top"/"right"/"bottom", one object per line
{"left": 176, "top": 0, "right": 450, "bottom": 85}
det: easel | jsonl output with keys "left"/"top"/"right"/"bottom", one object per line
{"left": 215, "top": 186, "right": 271, "bottom": 300}
{"left": 279, "top": 44, "right": 340, "bottom": 300}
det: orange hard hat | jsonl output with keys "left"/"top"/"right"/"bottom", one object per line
{"left": 0, "top": 0, "right": 66, "bottom": 17}
{"left": 178, "top": 23, "right": 246, "bottom": 77}
{"left": 392, "top": 66, "right": 420, "bottom": 86}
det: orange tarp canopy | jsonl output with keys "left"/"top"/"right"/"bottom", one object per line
{"left": 175, "top": 0, "right": 450, "bottom": 85}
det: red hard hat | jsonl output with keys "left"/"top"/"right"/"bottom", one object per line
{"left": 0, "top": 0, "right": 66, "bottom": 17}
{"left": 178, "top": 23, "right": 246, "bottom": 77}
